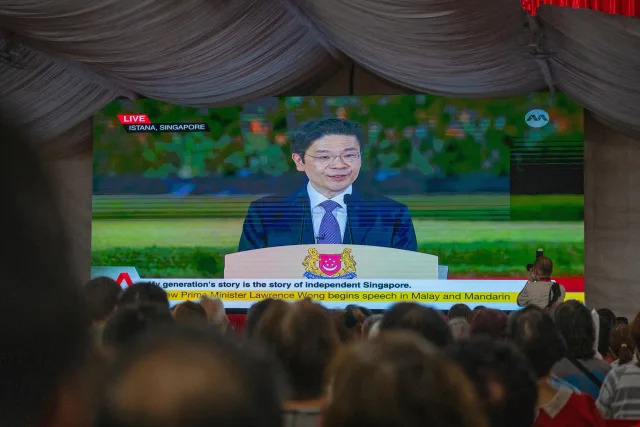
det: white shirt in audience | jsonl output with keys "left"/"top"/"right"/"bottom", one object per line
{"left": 611, "top": 354, "right": 638, "bottom": 368}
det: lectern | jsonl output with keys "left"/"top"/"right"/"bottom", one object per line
{"left": 224, "top": 245, "right": 439, "bottom": 280}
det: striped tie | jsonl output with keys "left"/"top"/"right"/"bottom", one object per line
{"left": 318, "top": 200, "right": 342, "bottom": 244}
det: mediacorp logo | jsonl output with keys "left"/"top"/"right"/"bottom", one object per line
{"left": 116, "top": 114, "right": 210, "bottom": 133}
{"left": 302, "top": 248, "right": 357, "bottom": 279}
{"left": 91, "top": 266, "right": 140, "bottom": 288}
{"left": 116, "top": 272, "right": 133, "bottom": 287}
{"left": 525, "top": 109, "right": 549, "bottom": 128}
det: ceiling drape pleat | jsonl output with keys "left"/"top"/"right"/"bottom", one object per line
{"left": 1, "top": 0, "right": 639, "bottom": 146}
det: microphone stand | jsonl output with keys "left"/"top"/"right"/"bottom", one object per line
{"left": 344, "top": 194, "right": 354, "bottom": 245}
{"left": 298, "top": 195, "right": 308, "bottom": 245}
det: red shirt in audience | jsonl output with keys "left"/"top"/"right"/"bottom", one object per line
{"left": 535, "top": 389, "right": 606, "bottom": 427}
{"left": 604, "top": 353, "right": 616, "bottom": 364}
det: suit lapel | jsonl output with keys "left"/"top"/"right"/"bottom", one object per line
{"left": 300, "top": 204, "right": 315, "bottom": 244}
{"left": 286, "top": 185, "right": 315, "bottom": 245}
{"left": 346, "top": 188, "right": 375, "bottom": 245}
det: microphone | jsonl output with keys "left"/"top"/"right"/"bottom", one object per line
{"left": 315, "top": 235, "right": 326, "bottom": 243}
{"left": 343, "top": 194, "right": 355, "bottom": 245}
{"left": 298, "top": 195, "right": 308, "bottom": 245}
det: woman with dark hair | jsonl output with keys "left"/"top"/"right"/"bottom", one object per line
{"left": 172, "top": 301, "right": 208, "bottom": 326}
{"left": 379, "top": 302, "right": 452, "bottom": 348}
{"left": 552, "top": 301, "right": 611, "bottom": 398}
{"left": 255, "top": 300, "right": 339, "bottom": 427}
{"left": 326, "top": 331, "right": 487, "bottom": 427}
{"left": 470, "top": 308, "right": 508, "bottom": 339}
{"left": 447, "top": 337, "right": 537, "bottom": 427}
{"left": 448, "top": 303, "right": 472, "bottom": 320}
{"left": 509, "top": 306, "right": 605, "bottom": 426}
{"left": 103, "top": 302, "right": 175, "bottom": 358}
{"left": 609, "top": 324, "right": 636, "bottom": 368}
{"left": 98, "top": 327, "right": 283, "bottom": 427}
{"left": 332, "top": 305, "right": 367, "bottom": 342}
{"left": 597, "top": 308, "right": 617, "bottom": 362}
{"left": 245, "top": 298, "right": 279, "bottom": 339}
{"left": 597, "top": 313, "right": 640, "bottom": 419}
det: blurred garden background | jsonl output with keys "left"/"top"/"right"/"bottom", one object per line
{"left": 93, "top": 94, "right": 584, "bottom": 278}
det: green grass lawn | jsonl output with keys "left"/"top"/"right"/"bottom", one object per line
{"left": 92, "top": 218, "right": 244, "bottom": 250}
{"left": 91, "top": 218, "right": 583, "bottom": 250}
{"left": 92, "top": 218, "right": 583, "bottom": 278}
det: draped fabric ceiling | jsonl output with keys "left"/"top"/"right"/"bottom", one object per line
{"left": 1, "top": 0, "right": 640, "bottom": 151}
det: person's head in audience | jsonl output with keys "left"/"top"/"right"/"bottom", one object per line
{"left": 198, "top": 296, "right": 230, "bottom": 332}
{"left": 508, "top": 305, "right": 566, "bottom": 379}
{"left": 597, "top": 308, "right": 616, "bottom": 359}
{"left": 448, "top": 317, "right": 471, "bottom": 341}
{"left": 98, "top": 327, "right": 282, "bottom": 427}
{"left": 530, "top": 255, "right": 553, "bottom": 281}
{"left": 447, "top": 337, "right": 537, "bottom": 427}
{"left": 84, "top": 276, "right": 122, "bottom": 328}
{"left": 609, "top": 323, "right": 635, "bottom": 365}
{"left": 103, "top": 302, "right": 174, "bottom": 357}
{"left": 119, "top": 282, "right": 169, "bottom": 308}
{"left": 379, "top": 302, "right": 452, "bottom": 348}
{"left": 173, "top": 301, "right": 207, "bottom": 327}
{"left": 252, "top": 299, "right": 291, "bottom": 348}
{"left": 326, "top": 331, "right": 487, "bottom": 427}
{"left": 597, "top": 308, "right": 616, "bottom": 326}
{"left": 470, "top": 308, "right": 508, "bottom": 339}
{"left": 348, "top": 304, "right": 372, "bottom": 317}
{"left": 246, "top": 298, "right": 278, "bottom": 338}
{"left": 470, "top": 305, "right": 486, "bottom": 322}
{"left": 617, "top": 316, "right": 629, "bottom": 325}
{"left": 448, "top": 303, "right": 472, "bottom": 320}
{"left": 1, "top": 124, "right": 91, "bottom": 427}
{"left": 332, "top": 305, "right": 367, "bottom": 342}
{"left": 268, "top": 299, "right": 339, "bottom": 401}
{"left": 553, "top": 300, "right": 596, "bottom": 359}
{"left": 363, "top": 313, "right": 383, "bottom": 338}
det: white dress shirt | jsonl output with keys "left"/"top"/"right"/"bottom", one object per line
{"left": 307, "top": 182, "right": 352, "bottom": 243}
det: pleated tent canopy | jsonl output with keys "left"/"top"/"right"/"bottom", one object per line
{"left": 1, "top": 0, "right": 640, "bottom": 150}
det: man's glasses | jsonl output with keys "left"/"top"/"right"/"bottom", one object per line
{"left": 305, "top": 152, "right": 361, "bottom": 167}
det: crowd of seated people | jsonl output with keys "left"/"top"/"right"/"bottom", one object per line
{"left": 15, "top": 269, "right": 640, "bottom": 427}
{"left": 6, "top": 123, "right": 640, "bottom": 427}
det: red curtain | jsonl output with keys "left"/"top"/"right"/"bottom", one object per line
{"left": 522, "top": 0, "right": 640, "bottom": 16}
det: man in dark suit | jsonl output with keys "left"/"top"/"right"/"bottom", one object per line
{"left": 238, "top": 118, "right": 417, "bottom": 252}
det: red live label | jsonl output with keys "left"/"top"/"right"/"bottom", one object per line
{"left": 117, "top": 114, "right": 151, "bottom": 124}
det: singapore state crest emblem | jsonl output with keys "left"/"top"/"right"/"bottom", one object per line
{"left": 302, "top": 248, "right": 357, "bottom": 279}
